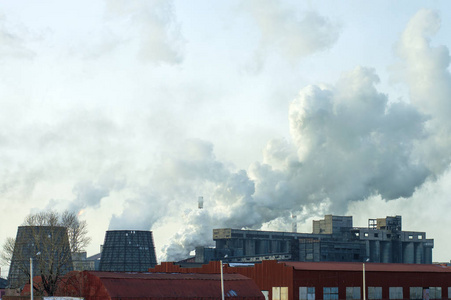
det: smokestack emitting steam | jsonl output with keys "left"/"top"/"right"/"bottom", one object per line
{"left": 292, "top": 214, "right": 297, "bottom": 233}
{"left": 106, "top": 9, "right": 451, "bottom": 262}
{"left": 198, "top": 196, "right": 204, "bottom": 209}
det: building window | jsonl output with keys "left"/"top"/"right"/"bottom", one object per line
{"left": 389, "top": 287, "right": 403, "bottom": 299}
{"left": 409, "top": 235, "right": 413, "bottom": 240}
{"left": 410, "top": 287, "right": 422, "bottom": 299}
{"left": 346, "top": 287, "right": 361, "bottom": 299}
{"left": 262, "top": 291, "right": 269, "bottom": 300}
{"left": 300, "top": 287, "right": 315, "bottom": 300}
{"left": 374, "top": 233, "right": 379, "bottom": 238}
{"left": 273, "top": 287, "right": 288, "bottom": 300}
{"left": 324, "top": 287, "right": 339, "bottom": 300}
{"left": 429, "top": 287, "right": 442, "bottom": 299}
{"left": 418, "top": 235, "right": 423, "bottom": 240}
{"left": 364, "top": 233, "right": 369, "bottom": 237}
{"left": 368, "top": 287, "right": 382, "bottom": 299}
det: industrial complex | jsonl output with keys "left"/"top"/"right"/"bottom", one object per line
{"left": 195, "top": 215, "right": 434, "bottom": 264}
{"left": 149, "top": 260, "right": 451, "bottom": 300}
{"left": 2, "top": 214, "right": 446, "bottom": 300}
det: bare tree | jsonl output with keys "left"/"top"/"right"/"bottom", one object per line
{"left": 2, "top": 210, "right": 91, "bottom": 296}
{"left": 61, "top": 211, "right": 91, "bottom": 253}
{"left": 1, "top": 237, "right": 16, "bottom": 266}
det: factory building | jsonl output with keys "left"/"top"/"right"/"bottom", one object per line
{"left": 15, "top": 271, "right": 264, "bottom": 300}
{"left": 149, "top": 260, "right": 451, "bottom": 300}
{"left": 99, "top": 230, "right": 157, "bottom": 272}
{"left": 71, "top": 251, "right": 96, "bottom": 271}
{"left": 195, "top": 215, "right": 433, "bottom": 264}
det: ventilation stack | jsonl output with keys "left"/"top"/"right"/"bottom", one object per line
{"left": 198, "top": 196, "right": 204, "bottom": 209}
{"left": 292, "top": 214, "right": 297, "bottom": 233}
{"left": 99, "top": 230, "right": 157, "bottom": 272}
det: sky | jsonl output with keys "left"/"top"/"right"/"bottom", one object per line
{"left": 1, "top": 0, "right": 451, "bottom": 276}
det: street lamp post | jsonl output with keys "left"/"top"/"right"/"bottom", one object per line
{"left": 363, "top": 258, "right": 369, "bottom": 300}
{"left": 362, "top": 262, "right": 366, "bottom": 300}
{"left": 30, "top": 257, "right": 33, "bottom": 300}
{"left": 220, "top": 260, "right": 225, "bottom": 300}
{"left": 30, "top": 252, "right": 40, "bottom": 300}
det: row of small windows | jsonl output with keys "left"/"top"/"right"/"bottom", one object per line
{"left": 354, "top": 232, "right": 424, "bottom": 239}
{"left": 298, "top": 286, "right": 443, "bottom": 300}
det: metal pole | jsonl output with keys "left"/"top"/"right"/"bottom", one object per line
{"left": 363, "top": 263, "right": 366, "bottom": 300}
{"left": 30, "top": 257, "right": 33, "bottom": 300}
{"left": 220, "top": 260, "right": 225, "bottom": 300}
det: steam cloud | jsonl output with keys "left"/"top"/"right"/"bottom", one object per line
{"left": 0, "top": 14, "right": 34, "bottom": 59}
{"left": 1, "top": 4, "right": 450, "bottom": 265}
{"left": 154, "top": 9, "right": 451, "bottom": 261}
{"left": 243, "top": 0, "right": 340, "bottom": 72}
{"left": 105, "top": 0, "right": 184, "bottom": 64}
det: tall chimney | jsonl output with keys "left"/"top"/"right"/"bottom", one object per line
{"left": 292, "top": 214, "right": 297, "bottom": 232}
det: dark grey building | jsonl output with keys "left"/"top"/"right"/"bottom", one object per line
{"left": 7, "top": 226, "right": 73, "bottom": 289}
{"left": 71, "top": 251, "right": 96, "bottom": 271}
{"left": 99, "top": 230, "right": 157, "bottom": 272}
{"left": 195, "top": 215, "right": 433, "bottom": 264}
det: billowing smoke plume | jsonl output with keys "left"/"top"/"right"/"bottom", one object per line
{"left": 157, "top": 9, "right": 451, "bottom": 261}
{"left": 393, "top": 9, "right": 451, "bottom": 174}
{"left": 105, "top": 0, "right": 184, "bottom": 64}
{"left": 159, "top": 67, "right": 428, "bottom": 260}
{"left": 0, "top": 14, "right": 34, "bottom": 59}
{"left": 23, "top": 8, "right": 448, "bottom": 262}
{"left": 2, "top": 4, "right": 449, "bottom": 264}
{"left": 243, "top": 0, "right": 341, "bottom": 72}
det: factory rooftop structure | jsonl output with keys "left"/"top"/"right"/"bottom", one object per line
{"left": 194, "top": 215, "right": 434, "bottom": 264}
{"left": 17, "top": 271, "right": 265, "bottom": 300}
{"left": 150, "top": 260, "right": 451, "bottom": 300}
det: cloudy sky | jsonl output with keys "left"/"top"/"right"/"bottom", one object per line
{"left": 1, "top": 0, "right": 451, "bottom": 274}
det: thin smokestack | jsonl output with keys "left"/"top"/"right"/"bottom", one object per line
{"left": 292, "top": 214, "right": 297, "bottom": 233}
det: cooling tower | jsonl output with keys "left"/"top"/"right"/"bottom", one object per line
{"left": 99, "top": 230, "right": 157, "bottom": 272}
{"left": 7, "top": 226, "right": 73, "bottom": 289}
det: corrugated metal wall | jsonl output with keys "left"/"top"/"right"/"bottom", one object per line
{"left": 292, "top": 267, "right": 451, "bottom": 300}
{"left": 150, "top": 260, "right": 294, "bottom": 300}
{"left": 151, "top": 261, "right": 451, "bottom": 300}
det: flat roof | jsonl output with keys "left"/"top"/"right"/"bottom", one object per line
{"left": 283, "top": 261, "right": 451, "bottom": 272}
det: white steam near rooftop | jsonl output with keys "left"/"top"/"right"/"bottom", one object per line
{"left": 394, "top": 9, "right": 451, "bottom": 174}
{"left": 1, "top": 2, "right": 451, "bottom": 271}
{"left": 160, "top": 9, "right": 451, "bottom": 261}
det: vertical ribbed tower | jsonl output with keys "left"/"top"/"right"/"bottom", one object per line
{"left": 99, "top": 230, "right": 157, "bottom": 272}
{"left": 7, "top": 226, "right": 73, "bottom": 289}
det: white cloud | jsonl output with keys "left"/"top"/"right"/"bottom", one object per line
{"left": 0, "top": 13, "right": 33, "bottom": 59}
{"left": 243, "top": 0, "right": 340, "bottom": 70}
{"left": 393, "top": 9, "right": 451, "bottom": 174}
{"left": 105, "top": 0, "right": 184, "bottom": 64}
